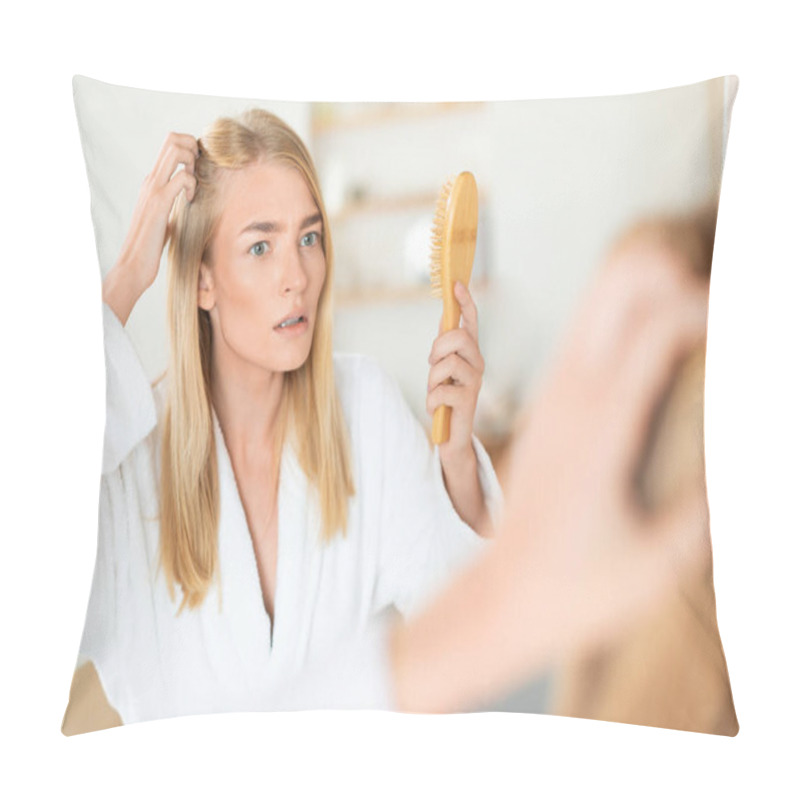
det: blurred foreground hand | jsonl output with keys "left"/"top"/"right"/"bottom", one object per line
{"left": 390, "top": 237, "right": 712, "bottom": 713}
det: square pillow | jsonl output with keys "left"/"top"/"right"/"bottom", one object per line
{"left": 63, "top": 74, "right": 738, "bottom": 736}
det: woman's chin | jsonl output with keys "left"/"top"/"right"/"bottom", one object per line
{"left": 282, "top": 356, "right": 311, "bottom": 374}
{"left": 269, "top": 323, "right": 314, "bottom": 372}
{"left": 270, "top": 344, "right": 313, "bottom": 374}
{"left": 219, "top": 330, "right": 314, "bottom": 377}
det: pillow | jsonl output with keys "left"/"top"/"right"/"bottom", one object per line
{"left": 63, "top": 74, "right": 738, "bottom": 735}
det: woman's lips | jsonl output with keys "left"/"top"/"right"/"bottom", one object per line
{"left": 273, "top": 314, "right": 309, "bottom": 336}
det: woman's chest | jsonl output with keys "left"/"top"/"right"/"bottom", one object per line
{"left": 120, "top": 470, "right": 381, "bottom": 721}
{"left": 214, "top": 445, "right": 380, "bottom": 664}
{"left": 233, "top": 466, "right": 279, "bottom": 623}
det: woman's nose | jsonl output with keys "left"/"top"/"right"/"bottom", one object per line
{"left": 281, "top": 245, "right": 309, "bottom": 294}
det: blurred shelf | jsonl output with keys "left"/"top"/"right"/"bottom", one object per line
{"left": 330, "top": 191, "right": 440, "bottom": 223}
{"left": 330, "top": 189, "right": 490, "bottom": 224}
{"left": 334, "top": 276, "right": 490, "bottom": 308}
{"left": 312, "top": 101, "right": 485, "bottom": 136}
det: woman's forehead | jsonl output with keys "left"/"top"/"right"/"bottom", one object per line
{"left": 215, "top": 160, "right": 318, "bottom": 230}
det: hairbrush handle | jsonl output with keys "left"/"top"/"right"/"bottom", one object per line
{"left": 432, "top": 396, "right": 453, "bottom": 445}
{"left": 431, "top": 285, "right": 461, "bottom": 444}
{"left": 430, "top": 172, "right": 478, "bottom": 445}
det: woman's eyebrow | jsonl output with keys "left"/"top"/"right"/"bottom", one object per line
{"left": 240, "top": 221, "right": 279, "bottom": 236}
{"left": 301, "top": 213, "right": 323, "bottom": 229}
{"left": 239, "top": 213, "right": 322, "bottom": 237}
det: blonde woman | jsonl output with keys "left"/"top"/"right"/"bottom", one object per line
{"left": 64, "top": 109, "right": 712, "bottom": 733}
{"left": 64, "top": 111, "right": 499, "bottom": 732}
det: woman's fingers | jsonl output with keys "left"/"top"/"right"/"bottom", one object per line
{"left": 151, "top": 132, "right": 200, "bottom": 188}
{"left": 426, "top": 383, "right": 465, "bottom": 418}
{"left": 613, "top": 292, "right": 708, "bottom": 486}
{"left": 587, "top": 242, "right": 709, "bottom": 486}
{"left": 427, "top": 352, "right": 480, "bottom": 393}
{"left": 453, "top": 281, "right": 479, "bottom": 341}
{"left": 165, "top": 167, "right": 198, "bottom": 206}
{"left": 145, "top": 133, "right": 200, "bottom": 214}
{"left": 555, "top": 235, "right": 710, "bottom": 488}
{"left": 428, "top": 282, "right": 484, "bottom": 455}
{"left": 564, "top": 241, "right": 692, "bottom": 377}
{"left": 428, "top": 328, "right": 484, "bottom": 374}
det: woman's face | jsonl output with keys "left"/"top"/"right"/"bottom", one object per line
{"left": 198, "top": 160, "right": 326, "bottom": 376}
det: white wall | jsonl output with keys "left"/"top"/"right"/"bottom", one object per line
{"left": 325, "top": 78, "right": 732, "bottom": 432}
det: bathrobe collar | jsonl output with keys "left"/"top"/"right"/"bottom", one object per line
{"left": 211, "top": 409, "right": 318, "bottom": 670}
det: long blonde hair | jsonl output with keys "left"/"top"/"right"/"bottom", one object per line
{"left": 159, "top": 109, "right": 354, "bottom": 612}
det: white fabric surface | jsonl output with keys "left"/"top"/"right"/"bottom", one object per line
{"left": 78, "top": 303, "right": 502, "bottom": 724}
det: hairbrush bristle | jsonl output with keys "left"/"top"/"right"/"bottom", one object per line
{"left": 429, "top": 176, "right": 454, "bottom": 297}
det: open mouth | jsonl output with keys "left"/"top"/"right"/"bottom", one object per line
{"left": 275, "top": 315, "right": 307, "bottom": 330}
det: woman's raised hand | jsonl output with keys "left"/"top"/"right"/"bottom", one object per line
{"left": 426, "top": 281, "right": 485, "bottom": 462}
{"left": 426, "top": 280, "right": 491, "bottom": 534}
{"left": 102, "top": 132, "right": 199, "bottom": 326}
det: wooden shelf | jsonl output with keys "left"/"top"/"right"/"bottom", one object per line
{"left": 312, "top": 101, "right": 485, "bottom": 136}
{"left": 334, "top": 276, "right": 489, "bottom": 308}
{"left": 335, "top": 284, "right": 434, "bottom": 307}
{"left": 330, "top": 191, "right": 440, "bottom": 223}
{"left": 330, "top": 190, "right": 490, "bottom": 224}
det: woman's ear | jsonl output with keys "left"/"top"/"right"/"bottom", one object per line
{"left": 198, "top": 262, "right": 215, "bottom": 311}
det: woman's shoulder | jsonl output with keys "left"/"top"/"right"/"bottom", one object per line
{"left": 333, "top": 352, "right": 401, "bottom": 411}
{"left": 333, "top": 351, "right": 386, "bottom": 381}
{"left": 332, "top": 352, "right": 421, "bottom": 450}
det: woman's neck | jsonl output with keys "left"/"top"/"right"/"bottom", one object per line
{"left": 210, "top": 353, "right": 285, "bottom": 468}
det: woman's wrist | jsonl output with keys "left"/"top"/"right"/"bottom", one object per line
{"left": 102, "top": 258, "right": 151, "bottom": 326}
{"left": 439, "top": 440, "right": 477, "bottom": 479}
{"left": 439, "top": 443, "right": 492, "bottom": 537}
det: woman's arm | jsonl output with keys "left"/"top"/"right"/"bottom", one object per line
{"left": 427, "top": 281, "right": 493, "bottom": 536}
{"left": 98, "top": 133, "right": 200, "bottom": 474}
{"left": 103, "top": 132, "right": 198, "bottom": 325}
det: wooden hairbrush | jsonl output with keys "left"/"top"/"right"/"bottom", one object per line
{"left": 429, "top": 171, "right": 479, "bottom": 445}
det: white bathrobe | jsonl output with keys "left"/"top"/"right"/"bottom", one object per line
{"left": 78, "top": 304, "right": 502, "bottom": 725}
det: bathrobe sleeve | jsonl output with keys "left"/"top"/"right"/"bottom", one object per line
{"left": 364, "top": 358, "right": 503, "bottom": 620}
{"left": 100, "top": 303, "right": 158, "bottom": 475}
{"left": 76, "top": 306, "right": 161, "bottom": 713}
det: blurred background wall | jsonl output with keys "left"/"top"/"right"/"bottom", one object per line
{"left": 316, "top": 78, "right": 732, "bottom": 481}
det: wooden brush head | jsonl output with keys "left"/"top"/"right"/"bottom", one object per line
{"left": 430, "top": 172, "right": 479, "bottom": 315}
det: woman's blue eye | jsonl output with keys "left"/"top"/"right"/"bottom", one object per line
{"left": 301, "top": 231, "right": 320, "bottom": 247}
{"left": 249, "top": 241, "right": 269, "bottom": 256}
